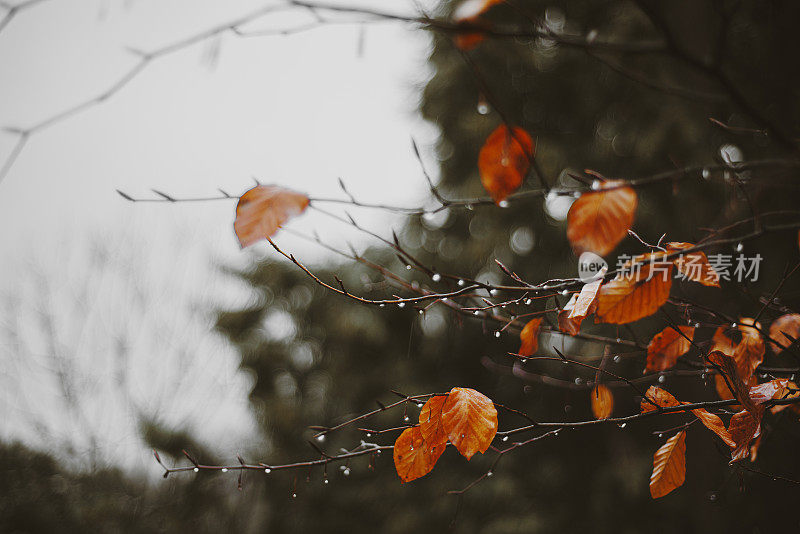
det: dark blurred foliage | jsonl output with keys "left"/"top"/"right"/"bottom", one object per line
{"left": 4, "top": 0, "right": 800, "bottom": 532}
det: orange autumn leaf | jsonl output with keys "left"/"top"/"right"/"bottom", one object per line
{"left": 233, "top": 185, "right": 309, "bottom": 248}
{"left": 728, "top": 406, "right": 764, "bottom": 463}
{"left": 711, "top": 326, "right": 737, "bottom": 357}
{"left": 440, "top": 387, "right": 498, "bottom": 460}
{"left": 768, "top": 313, "right": 800, "bottom": 354}
{"left": 707, "top": 350, "right": 756, "bottom": 413}
{"left": 393, "top": 426, "right": 446, "bottom": 483}
{"left": 665, "top": 242, "right": 720, "bottom": 287}
{"left": 590, "top": 384, "right": 613, "bottom": 419}
{"left": 646, "top": 325, "right": 694, "bottom": 372}
{"left": 596, "top": 253, "right": 672, "bottom": 324}
{"left": 566, "top": 180, "right": 637, "bottom": 257}
{"left": 650, "top": 431, "right": 686, "bottom": 499}
{"left": 641, "top": 385, "right": 680, "bottom": 413}
{"left": 730, "top": 318, "right": 765, "bottom": 382}
{"left": 691, "top": 408, "right": 736, "bottom": 448}
{"left": 452, "top": 0, "right": 504, "bottom": 50}
{"left": 518, "top": 318, "right": 543, "bottom": 357}
{"left": 418, "top": 395, "right": 448, "bottom": 447}
{"left": 478, "top": 125, "right": 534, "bottom": 203}
{"left": 641, "top": 387, "right": 734, "bottom": 446}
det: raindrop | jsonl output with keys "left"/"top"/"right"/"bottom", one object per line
{"left": 193, "top": 467, "right": 199, "bottom": 473}
{"left": 323, "top": 478, "right": 329, "bottom": 485}
{"left": 502, "top": 436, "right": 509, "bottom": 442}
{"left": 477, "top": 100, "right": 490, "bottom": 115}
{"left": 432, "top": 273, "right": 441, "bottom": 282}
{"left": 221, "top": 468, "right": 228, "bottom": 473}
{"left": 489, "top": 289, "right": 497, "bottom": 296}
{"left": 613, "top": 355, "right": 621, "bottom": 363}
{"left": 525, "top": 299, "right": 532, "bottom": 305}
{"left": 265, "top": 468, "right": 271, "bottom": 474}
{"left": 657, "top": 433, "right": 663, "bottom": 438}
{"left": 702, "top": 168, "right": 710, "bottom": 179}
{"left": 465, "top": 204, "right": 474, "bottom": 211}
{"left": 398, "top": 302, "right": 405, "bottom": 308}
{"left": 406, "top": 264, "right": 412, "bottom": 270}
{"left": 615, "top": 338, "right": 622, "bottom": 344}
{"left": 457, "top": 279, "right": 465, "bottom": 286}
{"left": 365, "top": 433, "right": 371, "bottom": 438}
{"left": 498, "top": 200, "right": 510, "bottom": 208}
{"left": 379, "top": 303, "right": 385, "bottom": 308}
{"left": 292, "top": 493, "right": 297, "bottom": 498}
{"left": 658, "top": 374, "right": 666, "bottom": 384}
{"left": 418, "top": 310, "right": 424, "bottom": 315}
{"left": 618, "top": 423, "right": 627, "bottom": 429}
{"left": 694, "top": 322, "right": 700, "bottom": 328}
{"left": 316, "top": 435, "right": 325, "bottom": 443}
{"left": 708, "top": 492, "right": 718, "bottom": 502}
{"left": 473, "top": 311, "right": 480, "bottom": 316}
{"left": 591, "top": 180, "right": 601, "bottom": 191}
{"left": 494, "top": 331, "right": 501, "bottom": 338}
{"left": 735, "top": 243, "right": 743, "bottom": 252}
{"left": 574, "top": 377, "right": 582, "bottom": 385}
{"left": 731, "top": 322, "right": 737, "bottom": 328}
{"left": 486, "top": 471, "right": 494, "bottom": 478}
{"left": 343, "top": 468, "right": 351, "bottom": 476}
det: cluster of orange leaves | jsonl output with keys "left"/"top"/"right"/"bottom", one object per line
{"left": 393, "top": 387, "right": 498, "bottom": 483}
{"left": 642, "top": 311, "right": 800, "bottom": 498}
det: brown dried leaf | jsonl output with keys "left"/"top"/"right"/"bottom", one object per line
{"left": 478, "top": 125, "right": 534, "bottom": 203}
{"left": 665, "top": 242, "right": 720, "bottom": 287}
{"left": 646, "top": 326, "right": 694, "bottom": 372}
{"left": 234, "top": 185, "right": 309, "bottom": 248}
{"left": 590, "top": 384, "right": 613, "bottom": 419}
{"left": 441, "top": 387, "right": 498, "bottom": 460}
{"left": 393, "top": 426, "right": 446, "bottom": 483}
{"left": 728, "top": 407, "right": 764, "bottom": 464}
{"left": 650, "top": 431, "right": 686, "bottom": 499}
{"left": 596, "top": 253, "right": 672, "bottom": 324}
{"left": 641, "top": 387, "right": 734, "bottom": 446}
{"left": 558, "top": 294, "right": 580, "bottom": 335}
{"left": 567, "top": 180, "right": 637, "bottom": 257}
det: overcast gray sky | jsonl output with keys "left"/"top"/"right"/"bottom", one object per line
{"left": 0, "top": 0, "right": 440, "bottom": 474}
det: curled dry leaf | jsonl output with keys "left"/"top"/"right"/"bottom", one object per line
{"left": 665, "top": 242, "right": 720, "bottom": 287}
{"left": 646, "top": 326, "right": 694, "bottom": 372}
{"left": 768, "top": 313, "right": 800, "bottom": 354}
{"left": 596, "top": 253, "right": 672, "bottom": 324}
{"left": 566, "top": 179, "right": 637, "bottom": 257}
{"left": 418, "top": 395, "right": 448, "bottom": 447}
{"left": 233, "top": 185, "right": 309, "bottom": 248}
{"left": 650, "top": 431, "right": 686, "bottom": 499}
{"left": 518, "top": 318, "right": 543, "bottom": 357}
{"left": 728, "top": 407, "right": 764, "bottom": 464}
{"left": 590, "top": 384, "right": 613, "bottom": 419}
{"left": 393, "top": 426, "right": 446, "bottom": 483}
{"left": 478, "top": 125, "right": 535, "bottom": 203}
{"left": 558, "top": 267, "right": 606, "bottom": 335}
{"left": 641, "top": 386, "right": 734, "bottom": 447}
{"left": 441, "top": 387, "right": 498, "bottom": 460}
{"left": 711, "top": 326, "right": 737, "bottom": 357}
{"left": 749, "top": 378, "right": 800, "bottom": 414}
